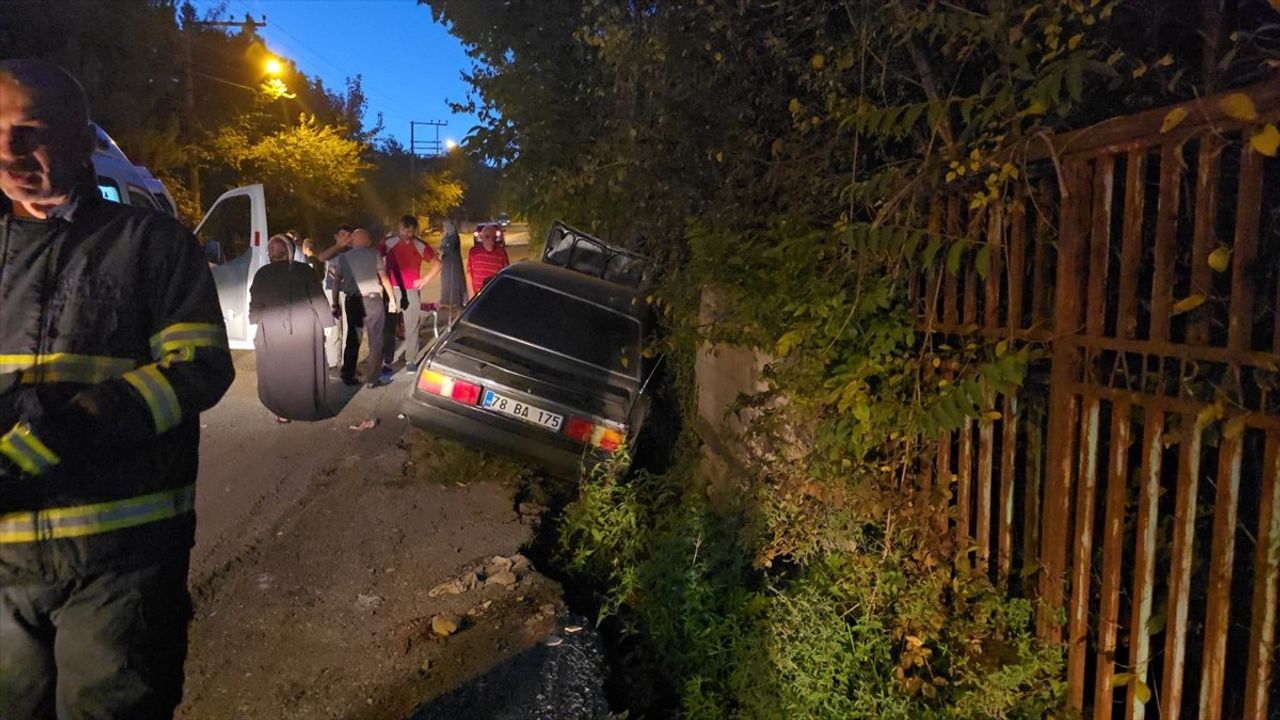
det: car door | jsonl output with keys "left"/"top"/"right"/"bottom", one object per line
{"left": 193, "top": 184, "right": 268, "bottom": 350}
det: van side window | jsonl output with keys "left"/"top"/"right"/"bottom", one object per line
{"left": 97, "top": 178, "right": 121, "bottom": 204}
{"left": 127, "top": 184, "right": 159, "bottom": 210}
{"left": 153, "top": 194, "right": 176, "bottom": 216}
{"left": 195, "top": 194, "right": 252, "bottom": 267}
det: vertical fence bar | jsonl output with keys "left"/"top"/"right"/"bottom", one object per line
{"left": 1149, "top": 143, "right": 1184, "bottom": 341}
{"left": 985, "top": 204, "right": 1004, "bottom": 331}
{"left": 998, "top": 394, "right": 1018, "bottom": 586}
{"left": 1007, "top": 196, "right": 1026, "bottom": 334}
{"left": 1125, "top": 407, "right": 1164, "bottom": 720}
{"left": 944, "top": 197, "right": 961, "bottom": 330}
{"left": 1086, "top": 155, "right": 1115, "bottom": 338}
{"left": 1094, "top": 400, "right": 1132, "bottom": 719}
{"left": 1023, "top": 408, "right": 1044, "bottom": 598}
{"left": 1030, "top": 179, "right": 1055, "bottom": 329}
{"left": 924, "top": 201, "right": 944, "bottom": 331}
{"left": 1064, "top": 156, "right": 1095, "bottom": 707}
{"left": 1228, "top": 145, "right": 1263, "bottom": 353}
{"left": 1067, "top": 395, "right": 1103, "bottom": 708}
{"left": 1187, "top": 134, "right": 1222, "bottom": 345}
{"left": 1197, "top": 431, "right": 1244, "bottom": 720}
{"left": 1041, "top": 159, "right": 1090, "bottom": 643}
{"left": 976, "top": 414, "right": 995, "bottom": 575}
{"left": 1243, "top": 431, "right": 1280, "bottom": 719}
{"left": 957, "top": 418, "right": 974, "bottom": 571}
{"left": 1162, "top": 417, "right": 1205, "bottom": 720}
{"left": 1116, "top": 150, "right": 1146, "bottom": 340}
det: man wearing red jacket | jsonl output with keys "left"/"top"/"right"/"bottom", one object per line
{"left": 0, "top": 60, "right": 234, "bottom": 719}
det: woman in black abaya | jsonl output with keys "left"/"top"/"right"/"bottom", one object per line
{"left": 249, "top": 234, "right": 337, "bottom": 421}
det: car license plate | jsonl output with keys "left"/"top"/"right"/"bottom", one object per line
{"left": 481, "top": 390, "right": 563, "bottom": 431}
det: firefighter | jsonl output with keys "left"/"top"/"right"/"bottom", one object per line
{"left": 0, "top": 60, "right": 234, "bottom": 718}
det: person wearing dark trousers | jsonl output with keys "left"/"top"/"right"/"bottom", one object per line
{"left": 336, "top": 228, "right": 398, "bottom": 388}
{"left": 0, "top": 60, "right": 234, "bottom": 720}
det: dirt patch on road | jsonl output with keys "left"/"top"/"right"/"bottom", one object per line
{"left": 178, "top": 429, "right": 566, "bottom": 720}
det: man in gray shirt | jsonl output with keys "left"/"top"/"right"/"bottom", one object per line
{"left": 336, "top": 228, "right": 398, "bottom": 387}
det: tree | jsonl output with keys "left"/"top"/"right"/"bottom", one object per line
{"left": 416, "top": 170, "right": 466, "bottom": 219}
{"left": 209, "top": 114, "right": 369, "bottom": 233}
{"left": 428, "top": 1, "right": 1279, "bottom": 716}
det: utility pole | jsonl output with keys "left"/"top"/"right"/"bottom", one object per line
{"left": 182, "top": 11, "right": 267, "bottom": 208}
{"left": 408, "top": 120, "right": 446, "bottom": 215}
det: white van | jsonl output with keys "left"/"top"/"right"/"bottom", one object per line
{"left": 92, "top": 124, "right": 268, "bottom": 350}
{"left": 90, "top": 125, "right": 172, "bottom": 215}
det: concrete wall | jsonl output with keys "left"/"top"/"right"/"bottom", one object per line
{"left": 693, "top": 289, "right": 772, "bottom": 502}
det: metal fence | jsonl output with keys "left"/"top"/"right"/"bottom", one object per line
{"left": 918, "top": 78, "right": 1280, "bottom": 719}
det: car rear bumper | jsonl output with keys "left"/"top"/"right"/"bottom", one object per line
{"left": 400, "top": 392, "right": 599, "bottom": 478}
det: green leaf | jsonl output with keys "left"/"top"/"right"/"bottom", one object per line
{"left": 1134, "top": 678, "right": 1152, "bottom": 704}
{"left": 923, "top": 236, "right": 942, "bottom": 266}
{"left": 1208, "top": 246, "right": 1232, "bottom": 272}
{"left": 1223, "top": 414, "right": 1247, "bottom": 440}
{"left": 775, "top": 329, "right": 805, "bottom": 356}
{"left": 1146, "top": 607, "right": 1167, "bottom": 635}
{"left": 946, "top": 240, "right": 968, "bottom": 276}
{"left": 901, "top": 102, "right": 926, "bottom": 134}
{"left": 975, "top": 245, "right": 991, "bottom": 279}
{"left": 1066, "top": 59, "right": 1084, "bottom": 101}
{"left": 1110, "top": 672, "right": 1133, "bottom": 688}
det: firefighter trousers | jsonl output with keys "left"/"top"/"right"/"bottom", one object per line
{"left": 0, "top": 554, "right": 192, "bottom": 720}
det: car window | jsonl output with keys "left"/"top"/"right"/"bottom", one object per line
{"left": 152, "top": 193, "right": 175, "bottom": 216}
{"left": 97, "top": 177, "right": 121, "bottom": 203}
{"left": 466, "top": 277, "right": 641, "bottom": 375}
{"left": 127, "top": 184, "right": 159, "bottom": 210}
{"left": 196, "top": 194, "right": 252, "bottom": 266}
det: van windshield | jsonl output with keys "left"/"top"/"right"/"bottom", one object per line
{"left": 464, "top": 277, "right": 641, "bottom": 376}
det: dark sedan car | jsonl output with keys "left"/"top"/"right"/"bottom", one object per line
{"left": 401, "top": 232, "right": 652, "bottom": 477}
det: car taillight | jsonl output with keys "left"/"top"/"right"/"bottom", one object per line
{"left": 564, "top": 416, "right": 594, "bottom": 443}
{"left": 451, "top": 380, "right": 482, "bottom": 405}
{"left": 418, "top": 370, "right": 482, "bottom": 406}
{"left": 564, "top": 415, "right": 626, "bottom": 451}
{"left": 594, "top": 426, "right": 625, "bottom": 452}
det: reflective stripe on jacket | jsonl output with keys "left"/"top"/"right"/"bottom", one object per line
{"left": 0, "top": 177, "right": 234, "bottom": 579}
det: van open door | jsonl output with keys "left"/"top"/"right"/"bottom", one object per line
{"left": 193, "top": 184, "right": 269, "bottom": 350}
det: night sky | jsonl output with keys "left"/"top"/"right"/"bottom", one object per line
{"left": 197, "top": 0, "right": 482, "bottom": 146}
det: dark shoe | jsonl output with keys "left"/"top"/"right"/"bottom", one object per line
{"left": 366, "top": 379, "right": 388, "bottom": 389}
{"left": 403, "top": 362, "right": 418, "bottom": 372}
{"left": 342, "top": 376, "right": 361, "bottom": 386}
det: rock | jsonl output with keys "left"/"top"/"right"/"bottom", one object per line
{"left": 428, "top": 570, "right": 478, "bottom": 597}
{"left": 544, "top": 635, "right": 563, "bottom": 647}
{"left": 485, "top": 570, "right": 518, "bottom": 587}
{"left": 431, "top": 614, "right": 461, "bottom": 637}
{"left": 510, "top": 554, "right": 532, "bottom": 574}
{"left": 484, "top": 555, "right": 513, "bottom": 576}
{"left": 354, "top": 593, "right": 383, "bottom": 611}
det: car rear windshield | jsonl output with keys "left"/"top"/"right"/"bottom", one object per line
{"left": 465, "top": 277, "right": 641, "bottom": 375}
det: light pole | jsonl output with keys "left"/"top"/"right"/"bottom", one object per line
{"left": 409, "top": 120, "right": 446, "bottom": 215}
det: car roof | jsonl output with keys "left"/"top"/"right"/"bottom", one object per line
{"left": 496, "top": 262, "right": 646, "bottom": 320}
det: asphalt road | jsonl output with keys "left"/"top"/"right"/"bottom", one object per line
{"left": 191, "top": 240, "right": 533, "bottom": 586}
{"left": 178, "top": 243, "right": 612, "bottom": 719}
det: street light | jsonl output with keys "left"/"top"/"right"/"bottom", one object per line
{"left": 264, "top": 57, "right": 283, "bottom": 76}
{"left": 445, "top": 139, "right": 458, "bottom": 150}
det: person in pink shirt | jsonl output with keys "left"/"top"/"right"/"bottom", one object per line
{"left": 468, "top": 223, "right": 510, "bottom": 296}
{"left": 381, "top": 215, "right": 441, "bottom": 371}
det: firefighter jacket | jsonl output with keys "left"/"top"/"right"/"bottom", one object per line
{"left": 0, "top": 175, "right": 234, "bottom": 581}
